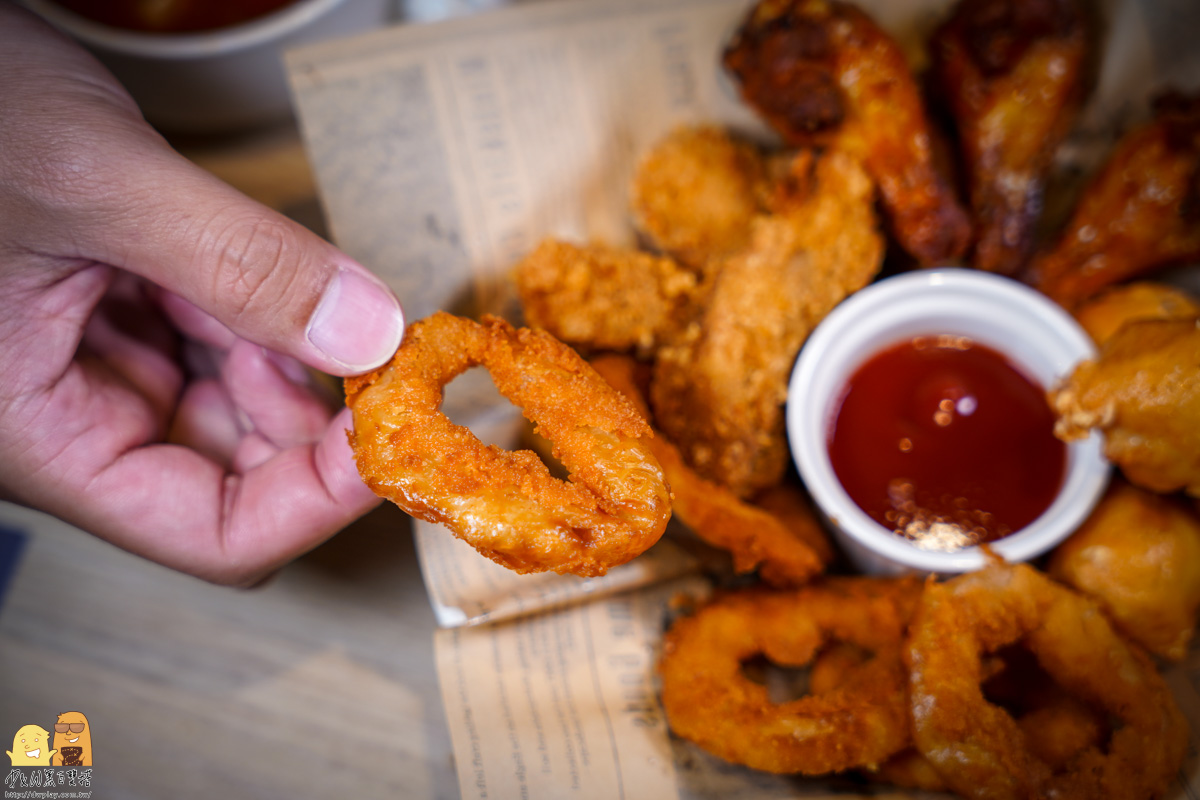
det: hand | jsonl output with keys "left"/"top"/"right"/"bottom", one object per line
{"left": 0, "top": 3, "right": 404, "bottom": 584}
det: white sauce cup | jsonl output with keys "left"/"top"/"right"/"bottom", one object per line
{"left": 786, "top": 269, "right": 1110, "bottom": 576}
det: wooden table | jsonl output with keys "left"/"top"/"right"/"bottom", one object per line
{"left": 0, "top": 121, "right": 460, "bottom": 800}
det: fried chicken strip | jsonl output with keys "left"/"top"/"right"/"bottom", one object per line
{"left": 590, "top": 354, "right": 832, "bottom": 586}
{"left": 723, "top": 0, "right": 970, "bottom": 265}
{"left": 650, "top": 149, "right": 883, "bottom": 496}
{"left": 1051, "top": 316, "right": 1200, "bottom": 496}
{"left": 514, "top": 239, "right": 699, "bottom": 355}
{"left": 930, "top": 0, "right": 1090, "bottom": 276}
{"left": 629, "top": 125, "right": 769, "bottom": 272}
{"left": 1030, "top": 91, "right": 1200, "bottom": 308}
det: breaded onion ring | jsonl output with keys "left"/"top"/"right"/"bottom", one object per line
{"left": 344, "top": 312, "right": 672, "bottom": 577}
{"left": 659, "top": 577, "right": 921, "bottom": 775}
{"left": 906, "top": 561, "right": 1188, "bottom": 800}
{"left": 589, "top": 354, "right": 831, "bottom": 585}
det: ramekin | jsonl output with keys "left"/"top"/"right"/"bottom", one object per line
{"left": 787, "top": 269, "right": 1110, "bottom": 575}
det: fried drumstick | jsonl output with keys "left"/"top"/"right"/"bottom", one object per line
{"left": 930, "top": 0, "right": 1090, "bottom": 276}
{"left": 1030, "top": 90, "right": 1200, "bottom": 308}
{"left": 723, "top": 0, "right": 970, "bottom": 265}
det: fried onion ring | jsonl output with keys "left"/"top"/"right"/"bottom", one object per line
{"left": 905, "top": 561, "right": 1188, "bottom": 800}
{"left": 659, "top": 577, "right": 920, "bottom": 775}
{"left": 344, "top": 312, "right": 672, "bottom": 577}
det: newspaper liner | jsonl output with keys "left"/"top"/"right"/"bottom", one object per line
{"left": 287, "top": 0, "right": 1200, "bottom": 796}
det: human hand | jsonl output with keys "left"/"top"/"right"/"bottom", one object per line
{"left": 0, "top": 3, "right": 404, "bottom": 584}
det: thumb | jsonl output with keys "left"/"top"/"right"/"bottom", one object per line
{"left": 69, "top": 152, "right": 404, "bottom": 376}
{"left": 1, "top": 5, "right": 403, "bottom": 376}
{"left": 119, "top": 165, "right": 406, "bottom": 376}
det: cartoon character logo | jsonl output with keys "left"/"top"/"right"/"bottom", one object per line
{"left": 6, "top": 724, "right": 57, "bottom": 765}
{"left": 51, "top": 711, "right": 92, "bottom": 767}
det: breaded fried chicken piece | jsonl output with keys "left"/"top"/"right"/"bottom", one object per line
{"left": 723, "top": 0, "right": 970, "bottom": 265}
{"left": 930, "top": 0, "right": 1090, "bottom": 276}
{"left": 590, "top": 354, "right": 833, "bottom": 586}
{"left": 1031, "top": 91, "right": 1200, "bottom": 308}
{"left": 1051, "top": 316, "right": 1200, "bottom": 496}
{"left": 1049, "top": 480, "right": 1200, "bottom": 661}
{"left": 630, "top": 125, "right": 768, "bottom": 272}
{"left": 514, "top": 239, "right": 699, "bottom": 355}
{"left": 651, "top": 150, "right": 883, "bottom": 496}
{"left": 1072, "top": 282, "right": 1200, "bottom": 346}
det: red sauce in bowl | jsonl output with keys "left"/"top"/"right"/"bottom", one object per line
{"left": 827, "top": 336, "right": 1064, "bottom": 551}
{"left": 49, "top": 0, "right": 300, "bottom": 33}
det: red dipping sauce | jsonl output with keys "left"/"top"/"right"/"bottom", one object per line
{"left": 827, "top": 336, "right": 1065, "bottom": 552}
{"left": 49, "top": 0, "right": 300, "bottom": 33}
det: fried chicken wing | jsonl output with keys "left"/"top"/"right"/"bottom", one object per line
{"left": 629, "top": 125, "right": 768, "bottom": 272}
{"left": 1051, "top": 316, "right": 1200, "bottom": 496}
{"left": 1049, "top": 481, "right": 1200, "bottom": 661}
{"left": 930, "top": 0, "right": 1090, "bottom": 276}
{"left": 723, "top": 0, "right": 970, "bottom": 265}
{"left": 1030, "top": 91, "right": 1200, "bottom": 308}
{"left": 1072, "top": 281, "right": 1200, "bottom": 345}
{"left": 514, "top": 239, "right": 699, "bottom": 355}
{"left": 650, "top": 149, "right": 883, "bottom": 496}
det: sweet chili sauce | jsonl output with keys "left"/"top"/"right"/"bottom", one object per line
{"left": 827, "top": 336, "right": 1065, "bottom": 551}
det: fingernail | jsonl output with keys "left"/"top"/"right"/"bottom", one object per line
{"left": 306, "top": 267, "right": 404, "bottom": 372}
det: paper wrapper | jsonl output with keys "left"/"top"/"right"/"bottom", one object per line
{"left": 287, "top": 0, "right": 1200, "bottom": 796}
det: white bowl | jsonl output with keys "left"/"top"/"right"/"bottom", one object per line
{"left": 21, "top": 0, "right": 391, "bottom": 133}
{"left": 787, "top": 269, "right": 1110, "bottom": 576}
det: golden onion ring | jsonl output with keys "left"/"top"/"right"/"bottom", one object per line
{"left": 345, "top": 312, "right": 671, "bottom": 577}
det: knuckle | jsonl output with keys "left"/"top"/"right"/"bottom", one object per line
{"left": 203, "top": 215, "right": 307, "bottom": 325}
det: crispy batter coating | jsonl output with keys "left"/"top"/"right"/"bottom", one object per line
{"left": 867, "top": 749, "right": 951, "bottom": 793}
{"left": 590, "top": 354, "right": 831, "bottom": 585}
{"left": 1051, "top": 316, "right": 1200, "bottom": 496}
{"left": 659, "top": 577, "right": 922, "bottom": 775}
{"left": 1030, "top": 91, "right": 1200, "bottom": 308}
{"left": 905, "top": 561, "right": 1188, "bottom": 800}
{"left": 1015, "top": 695, "right": 1108, "bottom": 773}
{"left": 976, "top": 645, "right": 1111, "bottom": 773}
{"left": 514, "top": 239, "right": 699, "bottom": 355}
{"left": 344, "top": 312, "right": 671, "bottom": 577}
{"left": 822, "top": 641, "right": 1107, "bottom": 792}
{"left": 650, "top": 149, "right": 883, "bottom": 496}
{"left": 629, "top": 125, "right": 768, "bottom": 272}
{"left": 723, "top": 0, "right": 971, "bottom": 265}
{"left": 930, "top": 0, "right": 1090, "bottom": 276}
{"left": 1072, "top": 281, "right": 1200, "bottom": 345}
{"left": 1049, "top": 481, "right": 1200, "bottom": 661}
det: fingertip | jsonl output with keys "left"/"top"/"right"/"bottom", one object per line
{"left": 156, "top": 289, "right": 238, "bottom": 349}
{"left": 305, "top": 265, "right": 404, "bottom": 376}
{"left": 318, "top": 406, "right": 378, "bottom": 509}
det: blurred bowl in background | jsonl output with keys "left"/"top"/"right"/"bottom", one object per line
{"left": 21, "top": 0, "right": 393, "bottom": 134}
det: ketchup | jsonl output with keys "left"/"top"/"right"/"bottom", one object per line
{"left": 49, "top": 0, "right": 299, "bottom": 33}
{"left": 827, "top": 336, "right": 1064, "bottom": 551}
